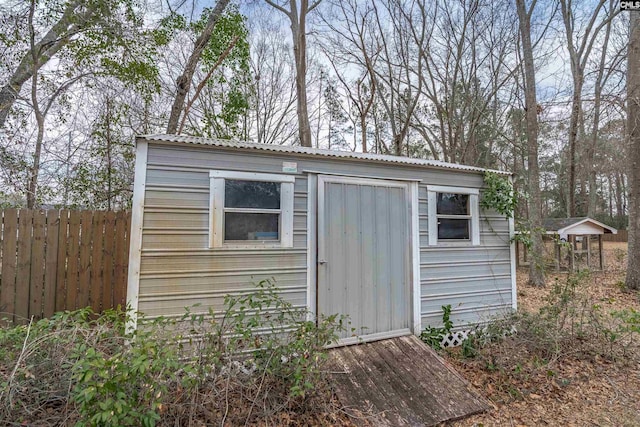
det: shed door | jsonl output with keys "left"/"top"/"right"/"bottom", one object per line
{"left": 318, "top": 176, "right": 411, "bottom": 345}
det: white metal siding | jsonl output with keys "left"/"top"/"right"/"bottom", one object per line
{"left": 418, "top": 185, "right": 513, "bottom": 329}
{"left": 137, "top": 146, "right": 308, "bottom": 319}
{"left": 135, "top": 142, "right": 515, "bottom": 334}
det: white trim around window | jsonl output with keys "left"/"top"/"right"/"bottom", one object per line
{"left": 427, "top": 185, "right": 480, "bottom": 246}
{"left": 209, "top": 170, "right": 295, "bottom": 249}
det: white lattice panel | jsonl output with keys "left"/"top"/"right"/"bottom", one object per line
{"left": 439, "top": 325, "right": 517, "bottom": 348}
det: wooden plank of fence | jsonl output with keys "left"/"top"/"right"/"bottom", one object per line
{"left": 43, "top": 210, "right": 59, "bottom": 318}
{"left": 78, "top": 211, "right": 93, "bottom": 309}
{"left": 66, "top": 211, "right": 81, "bottom": 311}
{"left": 123, "top": 212, "right": 130, "bottom": 301}
{"left": 29, "top": 210, "right": 46, "bottom": 320}
{"left": 113, "top": 211, "right": 127, "bottom": 309}
{"left": 15, "top": 209, "right": 32, "bottom": 323}
{"left": 90, "top": 212, "right": 104, "bottom": 313}
{"left": 102, "top": 211, "right": 116, "bottom": 310}
{"left": 55, "top": 210, "right": 69, "bottom": 312}
{"left": 1, "top": 209, "right": 18, "bottom": 323}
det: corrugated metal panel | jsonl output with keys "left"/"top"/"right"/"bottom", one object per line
{"left": 145, "top": 144, "right": 488, "bottom": 188}
{"left": 139, "top": 134, "right": 511, "bottom": 176}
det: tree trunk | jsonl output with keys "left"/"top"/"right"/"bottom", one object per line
{"left": 292, "top": 2, "right": 313, "bottom": 147}
{"left": 105, "top": 98, "right": 113, "bottom": 211}
{"left": 615, "top": 172, "right": 625, "bottom": 220}
{"left": 567, "top": 79, "right": 583, "bottom": 217}
{"left": 516, "top": 0, "right": 545, "bottom": 287}
{"left": 608, "top": 175, "right": 614, "bottom": 218}
{"left": 264, "top": 0, "right": 317, "bottom": 147}
{"left": 626, "top": 10, "right": 640, "bottom": 290}
{"left": 589, "top": 5, "right": 614, "bottom": 217}
{"left": 265, "top": 0, "right": 317, "bottom": 147}
{"left": 166, "top": 0, "right": 231, "bottom": 134}
{"left": 26, "top": 0, "right": 44, "bottom": 209}
{"left": 360, "top": 117, "right": 368, "bottom": 153}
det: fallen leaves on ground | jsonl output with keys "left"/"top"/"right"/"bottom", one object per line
{"left": 445, "top": 242, "right": 640, "bottom": 427}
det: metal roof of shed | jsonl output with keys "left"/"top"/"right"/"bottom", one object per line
{"left": 138, "top": 134, "right": 511, "bottom": 176}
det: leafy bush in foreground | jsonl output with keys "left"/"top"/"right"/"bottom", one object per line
{"left": 0, "top": 280, "right": 346, "bottom": 426}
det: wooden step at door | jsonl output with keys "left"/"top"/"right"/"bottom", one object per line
{"left": 327, "top": 335, "right": 490, "bottom": 426}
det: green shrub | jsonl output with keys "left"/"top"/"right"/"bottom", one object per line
{"left": 1, "top": 279, "right": 347, "bottom": 425}
{"left": 182, "top": 279, "right": 347, "bottom": 399}
{"left": 71, "top": 313, "right": 180, "bottom": 427}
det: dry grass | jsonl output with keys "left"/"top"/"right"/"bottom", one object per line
{"left": 446, "top": 242, "right": 640, "bottom": 426}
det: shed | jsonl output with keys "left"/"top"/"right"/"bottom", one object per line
{"left": 516, "top": 217, "right": 617, "bottom": 271}
{"left": 545, "top": 217, "right": 617, "bottom": 271}
{"left": 126, "top": 134, "right": 517, "bottom": 345}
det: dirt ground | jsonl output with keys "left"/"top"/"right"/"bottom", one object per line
{"left": 445, "top": 242, "right": 640, "bottom": 427}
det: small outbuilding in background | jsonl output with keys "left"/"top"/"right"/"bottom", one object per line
{"left": 516, "top": 217, "right": 617, "bottom": 272}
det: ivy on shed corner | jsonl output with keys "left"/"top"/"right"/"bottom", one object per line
{"left": 480, "top": 171, "right": 537, "bottom": 249}
{"left": 480, "top": 171, "right": 517, "bottom": 218}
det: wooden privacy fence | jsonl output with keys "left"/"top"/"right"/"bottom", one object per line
{"left": 602, "top": 230, "right": 628, "bottom": 242}
{"left": 0, "top": 209, "right": 131, "bottom": 324}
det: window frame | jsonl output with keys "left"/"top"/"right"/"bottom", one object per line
{"left": 209, "top": 170, "right": 295, "bottom": 249}
{"left": 427, "top": 185, "right": 480, "bottom": 246}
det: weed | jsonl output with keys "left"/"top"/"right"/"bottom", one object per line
{"left": 420, "top": 305, "right": 453, "bottom": 349}
{"left": 613, "top": 248, "right": 627, "bottom": 263}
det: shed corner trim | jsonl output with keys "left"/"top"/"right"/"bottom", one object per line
{"left": 126, "top": 140, "right": 148, "bottom": 332}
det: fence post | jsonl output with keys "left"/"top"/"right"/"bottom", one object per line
{"left": 29, "top": 210, "right": 46, "bottom": 320}
{"left": 1, "top": 209, "right": 18, "bottom": 324}
{"left": 43, "top": 210, "right": 60, "bottom": 318}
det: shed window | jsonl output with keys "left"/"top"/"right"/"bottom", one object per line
{"left": 427, "top": 186, "right": 480, "bottom": 245}
{"left": 437, "top": 193, "right": 470, "bottom": 240}
{"left": 210, "top": 171, "right": 295, "bottom": 248}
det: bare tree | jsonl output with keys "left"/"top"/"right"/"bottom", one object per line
{"left": 318, "top": 0, "right": 380, "bottom": 153}
{"left": 586, "top": 0, "right": 622, "bottom": 216}
{"left": 371, "top": 0, "right": 423, "bottom": 155}
{"left": 250, "top": 45, "right": 298, "bottom": 144}
{"left": 405, "top": 0, "right": 519, "bottom": 166}
{"left": 627, "top": 10, "right": 640, "bottom": 290}
{"left": 516, "top": 0, "right": 545, "bottom": 286}
{"left": 23, "top": 0, "right": 91, "bottom": 208}
{"left": 166, "top": 0, "right": 231, "bottom": 134}
{"left": 264, "top": 0, "right": 321, "bottom": 147}
{"left": 559, "top": 0, "right": 619, "bottom": 216}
